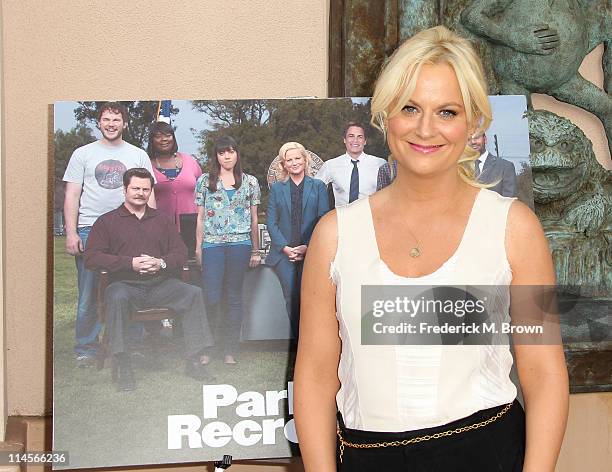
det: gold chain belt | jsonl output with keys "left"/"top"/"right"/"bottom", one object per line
{"left": 337, "top": 402, "right": 513, "bottom": 464}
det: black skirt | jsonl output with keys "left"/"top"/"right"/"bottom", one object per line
{"left": 337, "top": 400, "right": 525, "bottom": 471}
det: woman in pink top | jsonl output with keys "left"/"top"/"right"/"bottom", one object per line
{"left": 147, "top": 121, "right": 202, "bottom": 232}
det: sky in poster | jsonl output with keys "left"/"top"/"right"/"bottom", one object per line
{"left": 54, "top": 95, "right": 530, "bottom": 170}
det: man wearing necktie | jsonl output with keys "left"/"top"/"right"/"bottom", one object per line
{"left": 349, "top": 159, "right": 359, "bottom": 203}
{"left": 469, "top": 133, "right": 518, "bottom": 198}
{"left": 315, "top": 122, "right": 386, "bottom": 207}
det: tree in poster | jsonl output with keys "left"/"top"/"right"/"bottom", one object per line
{"left": 53, "top": 125, "right": 96, "bottom": 211}
{"left": 191, "top": 98, "right": 388, "bottom": 186}
{"left": 268, "top": 98, "right": 387, "bottom": 160}
{"left": 74, "top": 101, "right": 178, "bottom": 148}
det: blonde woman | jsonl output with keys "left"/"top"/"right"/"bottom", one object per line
{"left": 266, "top": 142, "right": 329, "bottom": 339}
{"left": 294, "top": 26, "right": 568, "bottom": 471}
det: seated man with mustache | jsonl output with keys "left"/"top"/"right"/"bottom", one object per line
{"left": 84, "top": 168, "right": 213, "bottom": 391}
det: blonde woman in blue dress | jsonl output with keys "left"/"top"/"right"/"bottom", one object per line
{"left": 294, "top": 26, "right": 568, "bottom": 471}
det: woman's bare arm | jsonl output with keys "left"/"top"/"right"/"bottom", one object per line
{"left": 195, "top": 206, "right": 205, "bottom": 266}
{"left": 506, "top": 201, "right": 569, "bottom": 472}
{"left": 294, "top": 211, "right": 341, "bottom": 471}
{"left": 249, "top": 205, "right": 261, "bottom": 267}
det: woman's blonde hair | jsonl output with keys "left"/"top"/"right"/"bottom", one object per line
{"left": 276, "top": 142, "right": 311, "bottom": 181}
{"left": 370, "top": 26, "right": 491, "bottom": 185}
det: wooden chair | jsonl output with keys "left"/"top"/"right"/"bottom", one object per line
{"left": 95, "top": 267, "right": 190, "bottom": 381}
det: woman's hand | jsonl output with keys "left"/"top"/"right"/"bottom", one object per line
{"left": 283, "top": 246, "right": 298, "bottom": 261}
{"left": 282, "top": 245, "right": 307, "bottom": 262}
{"left": 293, "top": 245, "right": 307, "bottom": 261}
{"left": 249, "top": 252, "right": 261, "bottom": 268}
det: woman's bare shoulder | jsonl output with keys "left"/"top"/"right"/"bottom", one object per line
{"left": 506, "top": 200, "right": 545, "bottom": 241}
{"left": 506, "top": 200, "right": 554, "bottom": 284}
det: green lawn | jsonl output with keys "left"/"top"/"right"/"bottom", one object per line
{"left": 53, "top": 237, "right": 296, "bottom": 469}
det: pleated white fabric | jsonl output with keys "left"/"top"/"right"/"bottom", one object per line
{"left": 332, "top": 189, "right": 517, "bottom": 431}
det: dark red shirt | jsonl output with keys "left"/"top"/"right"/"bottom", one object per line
{"left": 84, "top": 204, "right": 187, "bottom": 282}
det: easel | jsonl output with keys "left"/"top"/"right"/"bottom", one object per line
{"left": 213, "top": 455, "right": 232, "bottom": 471}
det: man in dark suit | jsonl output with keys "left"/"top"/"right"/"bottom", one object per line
{"left": 376, "top": 159, "right": 398, "bottom": 190}
{"left": 267, "top": 143, "right": 330, "bottom": 338}
{"left": 469, "top": 133, "right": 518, "bottom": 198}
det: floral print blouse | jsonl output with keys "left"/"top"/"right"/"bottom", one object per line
{"left": 195, "top": 173, "right": 261, "bottom": 244}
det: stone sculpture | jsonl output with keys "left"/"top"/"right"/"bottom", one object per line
{"left": 460, "top": 0, "right": 611, "bottom": 152}
{"left": 528, "top": 109, "right": 611, "bottom": 297}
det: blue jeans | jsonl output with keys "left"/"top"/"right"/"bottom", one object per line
{"left": 74, "top": 226, "right": 102, "bottom": 357}
{"left": 201, "top": 244, "right": 251, "bottom": 352}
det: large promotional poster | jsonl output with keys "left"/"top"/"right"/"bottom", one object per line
{"left": 53, "top": 96, "right": 533, "bottom": 469}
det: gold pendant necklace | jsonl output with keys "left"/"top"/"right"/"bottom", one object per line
{"left": 402, "top": 189, "right": 466, "bottom": 259}
{"left": 405, "top": 226, "right": 421, "bottom": 258}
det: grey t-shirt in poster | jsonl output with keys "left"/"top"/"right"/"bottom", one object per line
{"left": 62, "top": 140, "right": 154, "bottom": 227}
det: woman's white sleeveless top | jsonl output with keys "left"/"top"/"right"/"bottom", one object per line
{"left": 332, "top": 189, "right": 517, "bottom": 431}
